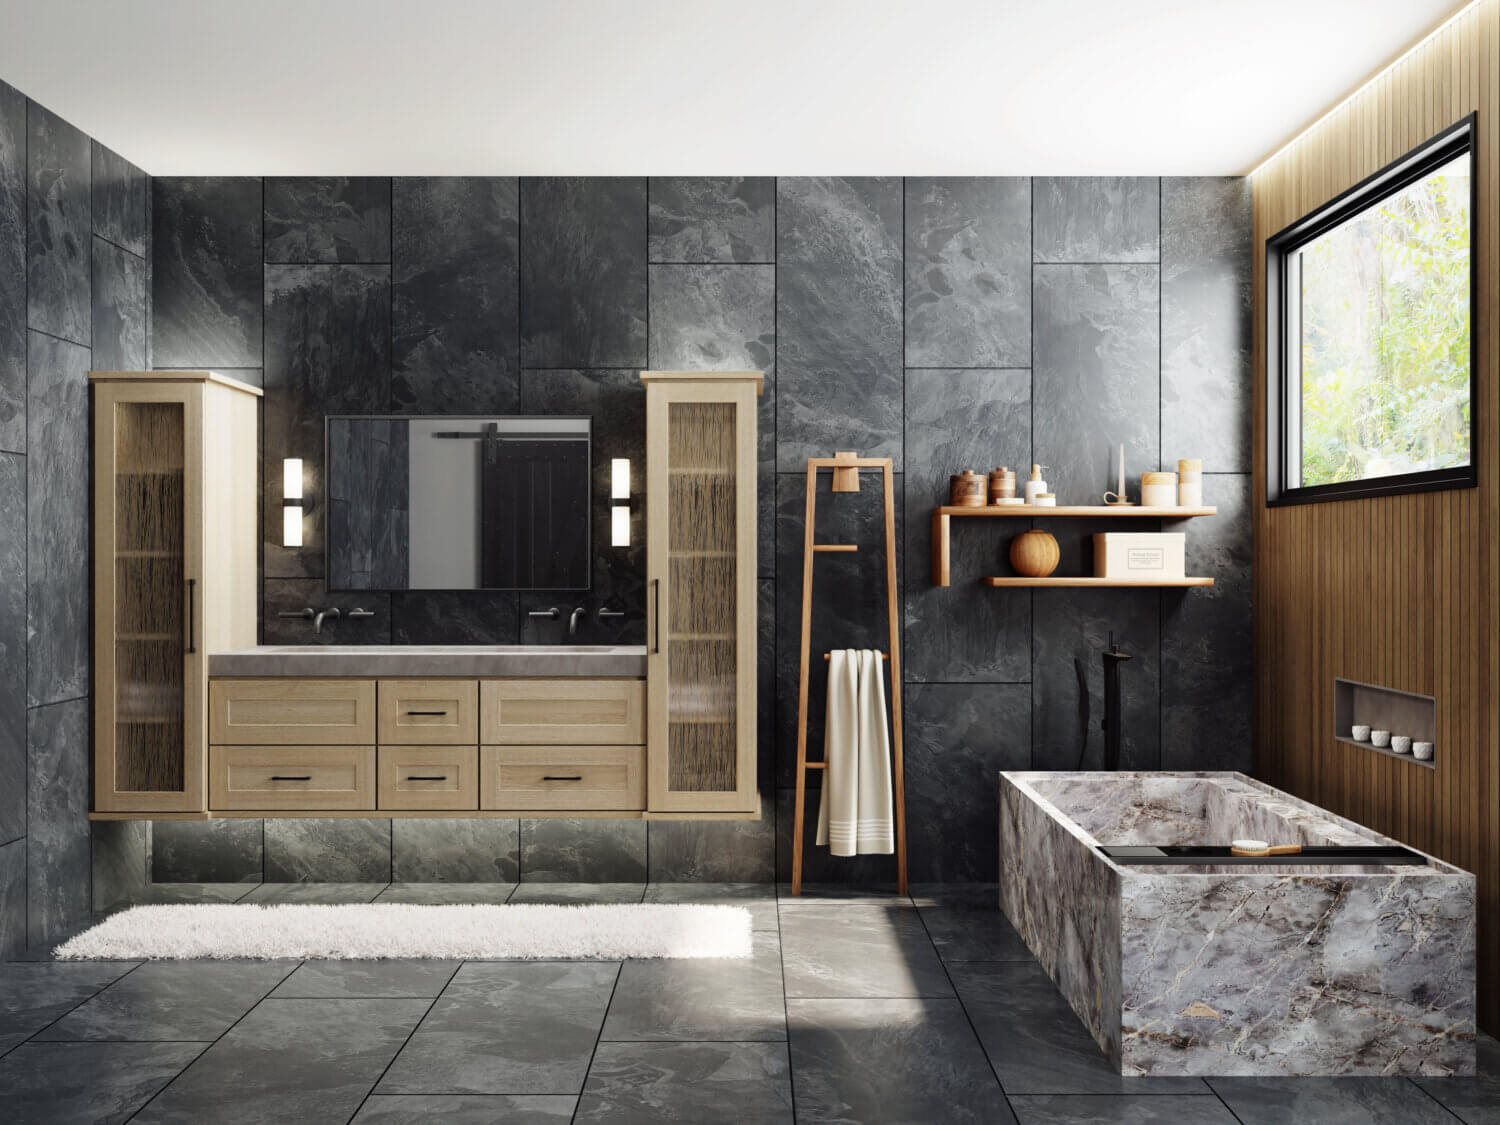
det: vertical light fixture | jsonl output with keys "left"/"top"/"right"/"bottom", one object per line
{"left": 282, "top": 458, "right": 305, "bottom": 548}
{"left": 610, "top": 458, "right": 630, "bottom": 547}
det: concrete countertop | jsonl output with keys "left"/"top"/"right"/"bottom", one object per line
{"left": 208, "top": 644, "right": 647, "bottom": 678}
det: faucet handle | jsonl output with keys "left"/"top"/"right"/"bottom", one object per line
{"left": 277, "top": 607, "right": 315, "bottom": 619}
{"left": 528, "top": 607, "right": 561, "bottom": 620}
{"left": 346, "top": 608, "right": 376, "bottom": 619}
{"left": 597, "top": 608, "right": 625, "bottom": 619}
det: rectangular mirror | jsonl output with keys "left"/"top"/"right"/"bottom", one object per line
{"left": 325, "top": 416, "right": 591, "bottom": 591}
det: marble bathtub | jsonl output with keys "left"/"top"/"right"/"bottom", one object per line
{"left": 998, "top": 771, "right": 1475, "bottom": 1077}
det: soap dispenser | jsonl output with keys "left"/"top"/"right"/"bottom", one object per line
{"left": 1024, "top": 464, "right": 1048, "bottom": 506}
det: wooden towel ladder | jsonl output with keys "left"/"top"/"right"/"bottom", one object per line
{"left": 790, "top": 452, "right": 908, "bottom": 895}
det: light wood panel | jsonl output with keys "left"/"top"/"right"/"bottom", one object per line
{"left": 209, "top": 746, "right": 375, "bottom": 811}
{"left": 479, "top": 746, "right": 645, "bottom": 811}
{"left": 377, "top": 746, "right": 479, "bottom": 811}
{"left": 480, "top": 679, "right": 645, "bottom": 745}
{"left": 210, "top": 679, "right": 376, "bottom": 745}
{"left": 91, "top": 372, "right": 260, "bottom": 814}
{"left": 1252, "top": 0, "right": 1499, "bottom": 1033}
{"left": 643, "top": 371, "right": 761, "bottom": 814}
{"left": 377, "top": 679, "right": 479, "bottom": 745}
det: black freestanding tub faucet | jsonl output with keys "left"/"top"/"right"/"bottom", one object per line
{"left": 1101, "top": 632, "right": 1131, "bottom": 771}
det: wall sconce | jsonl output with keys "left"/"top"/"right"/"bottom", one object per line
{"left": 282, "top": 458, "right": 306, "bottom": 548}
{"left": 610, "top": 458, "right": 631, "bottom": 547}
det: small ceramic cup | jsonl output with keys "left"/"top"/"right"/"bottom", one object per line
{"left": 1371, "top": 729, "right": 1391, "bottom": 748}
{"left": 1390, "top": 735, "right": 1412, "bottom": 755}
{"left": 1413, "top": 741, "right": 1435, "bottom": 761}
{"left": 1351, "top": 725, "right": 1371, "bottom": 742}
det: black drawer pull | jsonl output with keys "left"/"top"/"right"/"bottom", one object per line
{"left": 405, "top": 775, "right": 447, "bottom": 781}
{"left": 270, "top": 774, "right": 311, "bottom": 781}
{"left": 405, "top": 710, "right": 448, "bottom": 716}
{"left": 542, "top": 774, "right": 583, "bottom": 782}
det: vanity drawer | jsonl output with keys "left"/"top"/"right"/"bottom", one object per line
{"left": 210, "top": 746, "right": 375, "bottom": 810}
{"left": 378, "top": 680, "right": 479, "bottom": 745}
{"left": 480, "top": 679, "right": 645, "bottom": 745}
{"left": 210, "top": 679, "right": 376, "bottom": 745}
{"left": 480, "top": 746, "right": 645, "bottom": 811}
{"left": 377, "top": 747, "right": 479, "bottom": 811}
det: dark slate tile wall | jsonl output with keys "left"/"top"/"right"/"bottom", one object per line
{"left": 0, "top": 82, "right": 24, "bottom": 454}
{"left": 143, "top": 175, "right": 1252, "bottom": 887}
{"left": 0, "top": 83, "right": 149, "bottom": 953}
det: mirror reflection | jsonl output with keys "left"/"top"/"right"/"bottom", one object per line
{"left": 325, "top": 415, "right": 591, "bottom": 591}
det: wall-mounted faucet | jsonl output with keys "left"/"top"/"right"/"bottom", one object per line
{"left": 569, "top": 606, "right": 586, "bottom": 636}
{"left": 276, "top": 606, "right": 375, "bottom": 635}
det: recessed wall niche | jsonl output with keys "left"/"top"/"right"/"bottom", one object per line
{"left": 1333, "top": 677, "right": 1436, "bottom": 770}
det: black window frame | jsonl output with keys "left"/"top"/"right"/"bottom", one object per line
{"left": 1265, "top": 112, "right": 1478, "bottom": 507}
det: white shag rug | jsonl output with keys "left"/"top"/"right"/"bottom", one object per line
{"left": 54, "top": 903, "right": 752, "bottom": 961}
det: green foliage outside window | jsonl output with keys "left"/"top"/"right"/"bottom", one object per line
{"left": 1297, "top": 153, "right": 1470, "bottom": 488}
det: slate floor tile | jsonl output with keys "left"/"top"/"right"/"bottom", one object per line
{"left": 1209, "top": 1076, "right": 1459, "bottom": 1124}
{"left": 776, "top": 882, "right": 913, "bottom": 906}
{"left": 576, "top": 1041, "right": 793, "bottom": 1124}
{"left": 352, "top": 1093, "right": 577, "bottom": 1123}
{"left": 375, "top": 882, "right": 515, "bottom": 904}
{"left": 133, "top": 998, "right": 429, "bottom": 1124}
{"left": 37, "top": 960, "right": 293, "bottom": 1041}
{"left": 601, "top": 929, "right": 784, "bottom": 1042}
{"left": 1414, "top": 1032, "right": 1500, "bottom": 1125}
{"left": 509, "top": 882, "right": 645, "bottom": 904}
{"left": 643, "top": 882, "right": 778, "bottom": 930}
{"left": 0, "top": 961, "right": 141, "bottom": 1053}
{"left": 377, "top": 961, "right": 619, "bottom": 1095}
{"left": 779, "top": 904, "right": 952, "bottom": 998}
{"left": 0, "top": 1040, "right": 204, "bottom": 1125}
{"left": 950, "top": 961, "right": 1207, "bottom": 1095}
{"left": 271, "top": 959, "right": 460, "bottom": 999}
{"left": 239, "top": 882, "right": 389, "bottom": 904}
{"left": 1008, "top": 1095, "right": 1236, "bottom": 1125}
{"left": 788, "top": 997, "right": 1013, "bottom": 1123}
{"left": 912, "top": 883, "right": 1033, "bottom": 961}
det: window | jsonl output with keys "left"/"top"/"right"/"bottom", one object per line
{"left": 1266, "top": 114, "right": 1475, "bottom": 505}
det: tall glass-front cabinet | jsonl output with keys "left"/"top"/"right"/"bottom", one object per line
{"left": 642, "top": 370, "right": 762, "bottom": 814}
{"left": 91, "top": 372, "right": 261, "bottom": 813}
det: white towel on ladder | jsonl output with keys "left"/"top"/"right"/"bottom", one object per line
{"left": 816, "top": 649, "right": 895, "bottom": 856}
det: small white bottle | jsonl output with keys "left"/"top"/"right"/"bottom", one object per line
{"left": 1024, "top": 464, "right": 1048, "bottom": 506}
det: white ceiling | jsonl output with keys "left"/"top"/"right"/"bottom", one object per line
{"left": 0, "top": 0, "right": 1469, "bottom": 176}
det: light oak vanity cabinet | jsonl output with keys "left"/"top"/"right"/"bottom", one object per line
{"left": 91, "top": 372, "right": 261, "bottom": 814}
{"left": 642, "top": 370, "right": 762, "bottom": 814}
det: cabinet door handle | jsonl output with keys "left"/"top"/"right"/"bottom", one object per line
{"left": 542, "top": 775, "right": 583, "bottom": 782}
{"left": 405, "top": 710, "right": 448, "bottom": 716}
{"left": 649, "top": 578, "right": 660, "bottom": 654}
{"left": 185, "top": 578, "right": 196, "bottom": 654}
{"left": 405, "top": 775, "right": 447, "bottom": 781}
{"left": 270, "top": 775, "right": 311, "bottom": 781}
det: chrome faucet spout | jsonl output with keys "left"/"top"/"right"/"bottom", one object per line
{"left": 569, "top": 606, "right": 586, "bottom": 636}
{"left": 313, "top": 607, "right": 341, "bottom": 635}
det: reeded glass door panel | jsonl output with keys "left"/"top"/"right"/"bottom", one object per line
{"left": 665, "top": 401, "right": 736, "bottom": 792}
{"left": 113, "top": 401, "right": 186, "bottom": 792}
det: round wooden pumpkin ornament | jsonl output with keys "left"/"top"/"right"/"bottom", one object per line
{"left": 1009, "top": 530, "right": 1060, "bottom": 578}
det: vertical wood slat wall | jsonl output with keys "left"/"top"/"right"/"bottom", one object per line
{"left": 1253, "top": 0, "right": 1500, "bottom": 1033}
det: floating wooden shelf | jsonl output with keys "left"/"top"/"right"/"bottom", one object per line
{"left": 937, "top": 504, "right": 1217, "bottom": 518}
{"left": 981, "top": 576, "right": 1215, "bottom": 588}
{"left": 812, "top": 544, "right": 858, "bottom": 553}
{"left": 932, "top": 504, "right": 1218, "bottom": 586}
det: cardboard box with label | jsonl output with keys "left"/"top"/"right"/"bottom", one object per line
{"left": 1093, "top": 532, "right": 1186, "bottom": 580}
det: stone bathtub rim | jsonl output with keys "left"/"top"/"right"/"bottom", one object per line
{"left": 998, "top": 769, "right": 1473, "bottom": 879}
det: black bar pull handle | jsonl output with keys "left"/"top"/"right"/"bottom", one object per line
{"left": 649, "top": 579, "right": 660, "bottom": 654}
{"left": 405, "top": 775, "right": 447, "bottom": 781}
{"left": 542, "top": 775, "right": 583, "bottom": 782}
{"left": 270, "top": 775, "right": 311, "bottom": 781}
{"left": 185, "top": 578, "right": 197, "bottom": 654}
{"left": 405, "top": 710, "right": 448, "bottom": 716}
